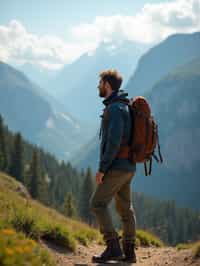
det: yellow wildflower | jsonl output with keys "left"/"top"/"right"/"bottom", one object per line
{"left": 1, "top": 228, "right": 15, "bottom": 235}
{"left": 5, "top": 247, "right": 14, "bottom": 255}
{"left": 15, "top": 246, "right": 24, "bottom": 254}
{"left": 23, "top": 246, "right": 32, "bottom": 253}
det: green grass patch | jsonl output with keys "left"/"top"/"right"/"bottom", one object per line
{"left": 176, "top": 242, "right": 194, "bottom": 250}
{"left": 118, "top": 228, "right": 163, "bottom": 247}
{"left": 136, "top": 230, "right": 164, "bottom": 247}
{"left": 41, "top": 223, "right": 77, "bottom": 251}
{"left": 72, "top": 227, "right": 100, "bottom": 246}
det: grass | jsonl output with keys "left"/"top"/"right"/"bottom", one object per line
{"left": 0, "top": 171, "right": 102, "bottom": 265}
{"left": 176, "top": 242, "right": 194, "bottom": 250}
{"left": 118, "top": 229, "right": 164, "bottom": 247}
{"left": 136, "top": 230, "right": 164, "bottom": 247}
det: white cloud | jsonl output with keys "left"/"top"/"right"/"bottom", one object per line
{"left": 70, "top": 0, "right": 200, "bottom": 44}
{"left": 0, "top": 0, "right": 199, "bottom": 69}
{"left": 0, "top": 20, "right": 96, "bottom": 69}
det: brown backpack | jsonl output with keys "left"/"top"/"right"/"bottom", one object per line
{"left": 115, "top": 96, "right": 163, "bottom": 176}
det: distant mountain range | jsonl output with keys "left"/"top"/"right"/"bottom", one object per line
{"left": 72, "top": 32, "right": 200, "bottom": 210}
{"left": 17, "top": 63, "right": 60, "bottom": 91}
{"left": 0, "top": 61, "right": 95, "bottom": 160}
{"left": 48, "top": 40, "right": 149, "bottom": 123}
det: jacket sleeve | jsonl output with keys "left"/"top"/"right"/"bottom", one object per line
{"left": 98, "top": 104, "right": 124, "bottom": 173}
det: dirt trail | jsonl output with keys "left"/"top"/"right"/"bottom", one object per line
{"left": 40, "top": 240, "right": 200, "bottom": 266}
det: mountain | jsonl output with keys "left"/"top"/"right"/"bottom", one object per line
{"left": 17, "top": 62, "right": 59, "bottom": 90}
{"left": 0, "top": 61, "right": 93, "bottom": 160}
{"left": 49, "top": 40, "right": 149, "bottom": 123}
{"left": 71, "top": 132, "right": 100, "bottom": 170}
{"left": 136, "top": 56, "right": 200, "bottom": 209}
{"left": 126, "top": 32, "right": 200, "bottom": 96}
{"left": 72, "top": 36, "right": 200, "bottom": 210}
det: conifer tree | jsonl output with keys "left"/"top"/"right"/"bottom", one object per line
{"left": 63, "top": 192, "right": 77, "bottom": 218}
{"left": 0, "top": 114, "right": 7, "bottom": 171}
{"left": 9, "top": 132, "right": 24, "bottom": 183}
{"left": 38, "top": 167, "right": 50, "bottom": 205}
{"left": 79, "top": 167, "right": 95, "bottom": 225}
{"left": 29, "top": 149, "right": 41, "bottom": 199}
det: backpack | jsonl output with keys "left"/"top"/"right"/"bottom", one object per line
{"left": 112, "top": 96, "right": 163, "bottom": 176}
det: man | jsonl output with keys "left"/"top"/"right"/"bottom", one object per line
{"left": 90, "top": 69, "right": 137, "bottom": 263}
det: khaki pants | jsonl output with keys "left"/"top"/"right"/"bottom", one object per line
{"left": 90, "top": 169, "right": 136, "bottom": 243}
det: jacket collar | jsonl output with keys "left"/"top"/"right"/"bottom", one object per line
{"left": 102, "top": 89, "right": 129, "bottom": 106}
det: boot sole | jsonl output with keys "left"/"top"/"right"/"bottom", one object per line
{"left": 92, "top": 255, "right": 123, "bottom": 263}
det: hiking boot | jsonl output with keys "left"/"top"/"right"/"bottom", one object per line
{"left": 121, "top": 240, "right": 137, "bottom": 263}
{"left": 92, "top": 237, "right": 123, "bottom": 263}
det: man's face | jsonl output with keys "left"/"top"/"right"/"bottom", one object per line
{"left": 98, "top": 79, "right": 107, "bottom": 98}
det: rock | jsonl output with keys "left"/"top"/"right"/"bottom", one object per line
{"left": 15, "top": 183, "right": 31, "bottom": 199}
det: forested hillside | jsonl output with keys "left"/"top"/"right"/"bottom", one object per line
{"left": 0, "top": 61, "right": 93, "bottom": 161}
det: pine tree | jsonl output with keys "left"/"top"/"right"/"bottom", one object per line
{"left": 9, "top": 132, "right": 24, "bottom": 183}
{"left": 29, "top": 149, "right": 41, "bottom": 199}
{"left": 38, "top": 167, "right": 50, "bottom": 205}
{"left": 79, "top": 167, "right": 95, "bottom": 225}
{"left": 63, "top": 192, "right": 77, "bottom": 218}
{"left": 0, "top": 114, "right": 8, "bottom": 171}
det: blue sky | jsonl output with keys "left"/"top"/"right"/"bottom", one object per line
{"left": 0, "top": 0, "right": 199, "bottom": 69}
{"left": 0, "top": 0, "right": 170, "bottom": 37}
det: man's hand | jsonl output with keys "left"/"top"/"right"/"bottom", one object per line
{"left": 95, "top": 171, "right": 105, "bottom": 184}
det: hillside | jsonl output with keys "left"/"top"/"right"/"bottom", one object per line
{"left": 0, "top": 61, "right": 92, "bottom": 160}
{"left": 1, "top": 172, "right": 200, "bottom": 266}
{"left": 0, "top": 171, "right": 102, "bottom": 265}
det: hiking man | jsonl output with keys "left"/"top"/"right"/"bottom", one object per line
{"left": 90, "top": 69, "right": 137, "bottom": 263}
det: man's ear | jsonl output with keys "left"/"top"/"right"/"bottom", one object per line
{"left": 105, "top": 81, "right": 111, "bottom": 90}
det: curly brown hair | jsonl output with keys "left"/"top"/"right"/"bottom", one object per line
{"left": 99, "top": 69, "right": 123, "bottom": 91}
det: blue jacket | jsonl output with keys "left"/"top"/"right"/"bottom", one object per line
{"left": 98, "top": 89, "right": 136, "bottom": 174}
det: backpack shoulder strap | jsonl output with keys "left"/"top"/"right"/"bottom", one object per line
{"left": 110, "top": 98, "right": 130, "bottom": 105}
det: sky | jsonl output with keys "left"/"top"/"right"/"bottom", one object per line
{"left": 0, "top": 0, "right": 200, "bottom": 69}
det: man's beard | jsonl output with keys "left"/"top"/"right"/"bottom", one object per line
{"left": 99, "top": 88, "right": 106, "bottom": 97}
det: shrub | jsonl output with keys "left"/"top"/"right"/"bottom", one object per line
{"left": 9, "top": 206, "right": 40, "bottom": 240}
